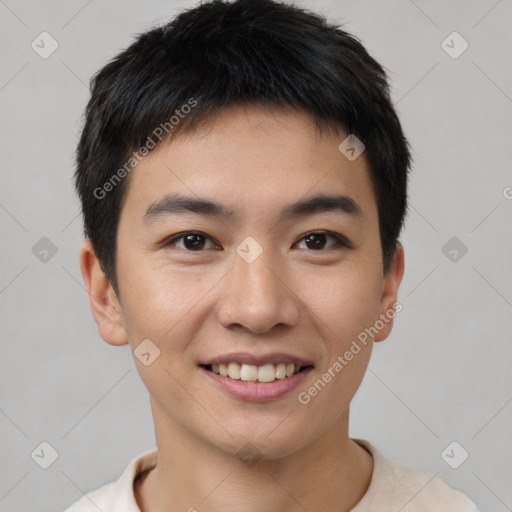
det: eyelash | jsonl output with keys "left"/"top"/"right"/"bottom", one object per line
{"left": 163, "top": 230, "right": 351, "bottom": 251}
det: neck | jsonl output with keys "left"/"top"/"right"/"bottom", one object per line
{"left": 135, "top": 399, "right": 373, "bottom": 512}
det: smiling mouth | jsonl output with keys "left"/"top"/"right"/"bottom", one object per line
{"left": 200, "top": 363, "right": 314, "bottom": 383}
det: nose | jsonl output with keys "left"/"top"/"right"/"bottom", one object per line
{"left": 215, "top": 247, "right": 301, "bottom": 334}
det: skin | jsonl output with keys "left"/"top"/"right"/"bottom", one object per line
{"left": 80, "top": 104, "right": 404, "bottom": 512}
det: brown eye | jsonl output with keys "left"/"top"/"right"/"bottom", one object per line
{"left": 166, "top": 232, "right": 218, "bottom": 251}
{"left": 295, "top": 231, "right": 350, "bottom": 250}
{"left": 181, "top": 234, "right": 206, "bottom": 250}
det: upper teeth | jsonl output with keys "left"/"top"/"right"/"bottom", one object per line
{"left": 210, "top": 362, "right": 301, "bottom": 382}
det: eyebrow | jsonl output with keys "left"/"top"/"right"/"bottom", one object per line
{"left": 142, "top": 192, "right": 364, "bottom": 224}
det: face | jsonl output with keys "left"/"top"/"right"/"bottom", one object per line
{"left": 82, "top": 104, "right": 404, "bottom": 459}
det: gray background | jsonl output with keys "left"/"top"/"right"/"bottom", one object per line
{"left": 0, "top": 0, "right": 511, "bottom": 510}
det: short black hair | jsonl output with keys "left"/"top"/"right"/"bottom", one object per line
{"left": 74, "top": 0, "right": 411, "bottom": 297}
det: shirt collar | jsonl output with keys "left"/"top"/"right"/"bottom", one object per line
{"left": 108, "top": 440, "right": 385, "bottom": 511}
{"left": 111, "top": 448, "right": 158, "bottom": 511}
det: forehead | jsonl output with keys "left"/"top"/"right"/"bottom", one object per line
{"left": 120, "top": 104, "right": 377, "bottom": 225}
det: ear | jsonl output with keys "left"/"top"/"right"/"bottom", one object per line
{"left": 374, "top": 242, "right": 405, "bottom": 342}
{"left": 79, "top": 239, "right": 129, "bottom": 346}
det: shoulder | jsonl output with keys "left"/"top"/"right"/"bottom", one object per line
{"left": 389, "top": 461, "right": 479, "bottom": 511}
{"left": 62, "top": 482, "right": 116, "bottom": 512}
{"left": 60, "top": 448, "right": 158, "bottom": 512}
{"left": 352, "top": 439, "right": 479, "bottom": 512}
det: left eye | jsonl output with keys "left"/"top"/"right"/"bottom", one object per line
{"left": 294, "top": 231, "right": 348, "bottom": 250}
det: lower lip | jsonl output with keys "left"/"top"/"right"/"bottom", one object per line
{"left": 199, "top": 366, "right": 314, "bottom": 402}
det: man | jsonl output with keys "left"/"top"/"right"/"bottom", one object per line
{"left": 65, "top": 0, "right": 479, "bottom": 510}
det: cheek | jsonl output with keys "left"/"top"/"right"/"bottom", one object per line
{"left": 116, "top": 250, "right": 199, "bottom": 348}
{"left": 116, "top": 259, "right": 205, "bottom": 401}
{"left": 294, "top": 267, "right": 379, "bottom": 417}
{"left": 299, "top": 262, "right": 382, "bottom": 349}
{"left": 117, "top": 255, "right": 235, "bottom": 379}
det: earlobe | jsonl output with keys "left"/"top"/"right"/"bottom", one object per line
{"left": 374, "top": 242, "right": 405, "bottom": 343}
{"left": 79, "top": 239, "right": 129, "bottom": 346}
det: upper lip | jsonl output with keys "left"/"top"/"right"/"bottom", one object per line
{"left": 200, "top": 352, "right": 314, "bottom": 368}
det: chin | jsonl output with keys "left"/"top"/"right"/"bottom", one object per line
{"left": 210, "top": 426, "right": 313, "bottom": 462}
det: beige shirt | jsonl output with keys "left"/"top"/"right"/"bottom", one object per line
{"left": 63, "top": 438, "right": 479, "bottom": 511}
